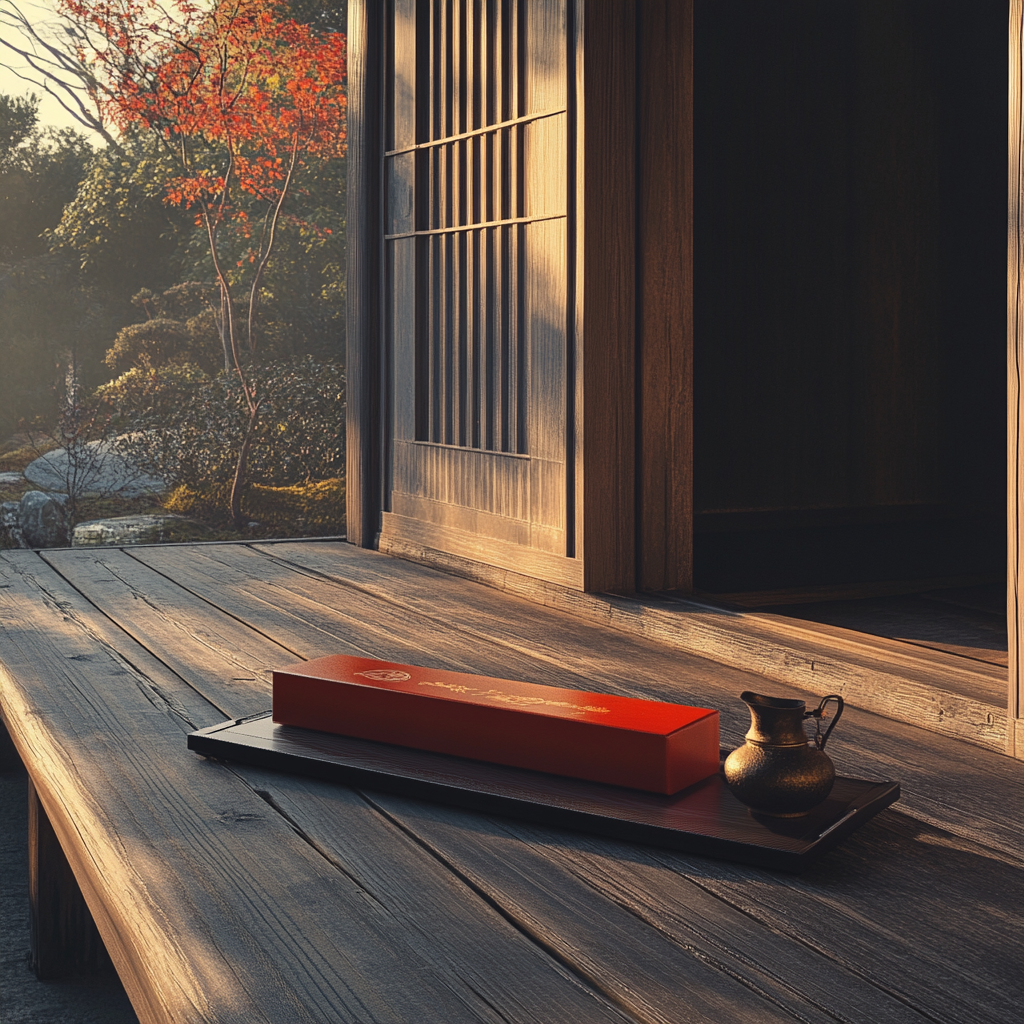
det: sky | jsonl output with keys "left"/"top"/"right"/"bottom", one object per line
{"left": 0, "top": 0, "right": 105, "bottom": 140}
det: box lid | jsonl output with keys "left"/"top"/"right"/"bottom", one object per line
{"left": 275, "top": 655, "right": 717, "bottom": 737}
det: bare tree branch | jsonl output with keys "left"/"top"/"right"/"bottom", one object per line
{"left": 0, "top": 0, "right": 122, "bottom": 150}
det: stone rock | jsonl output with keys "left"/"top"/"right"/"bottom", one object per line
{"left": 0, "top": 471, "right": 24, "bottom": 486}
{"left": 72, "top": 514, "right": 205, "bottom": 547}
{"left": 19, "top": 491, "right": 69, "bottom": 548}
{"left": 24, "top": 439, "right": 165, "bottom": 498}
{"left": 0, "top": 501, "right": 25, "bottom": 548}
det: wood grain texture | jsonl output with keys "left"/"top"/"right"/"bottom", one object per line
{"left": 248, "top": 543, "right": 1024, "bottom": 849}
{"left": 386, "top": 0, "right": 573, "bottom": 585}
{"left": 380, "top": 509, "right": 582, "bottom": 588}
{"left": 349, "top": 529, "right": 1007, "bottom": 748}
{"left": 0, "top": 550, "right": 638, "bottom": 1023}
{"left": 223, "top": 765, "right": 630, "bottom": 1024}
{"left": 509, "top": 810, "right": 1024, "bottom": 1024}
{"left": 389, "top": 490, "right": 564, "bottom": 552}
{"left": 765, "top": 592, "right": 1008, "bottom": 670}
{"left": 253, "top": 779, "right": 920, "bottom": 1024}
{"left": 637, "top": 0, "right": 693, "bottom": 593}
{"left": 1009, "top": 0, "right": 1023, "bottom": 757}
{"left": 578, "top": 0, "right": 635, "bottom": 592}
{"left": 361, "top": 795, "right": 974, "bottom": 1023}
{"left": 3, "top": 540, "right": 1024, "bottom": 1023}
{"left": 0, "top": 552, "right": 363, "bottom": 1022}
{"left": 393, "top": 440, "right": 530, "bottom": 518}
{"left": 132, "top": 540, "right": 768, "bottom": 712}
{"left": 39, "top": 547, "right": 289, "bottom": 714}
{"left": 193, "top": 715, "right": 898, "bottom": 872}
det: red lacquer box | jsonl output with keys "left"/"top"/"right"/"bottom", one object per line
{"left": 272, "top": 655, "right": 720, "bottom": 795}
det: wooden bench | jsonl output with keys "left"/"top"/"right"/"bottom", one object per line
{"left": 1, "top": 539, "right": 1023, "bottom": 1023}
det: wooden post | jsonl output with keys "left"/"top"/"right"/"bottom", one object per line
{"left": 0, "top": 713, "right": 20, "bottom": 771}
{"left": 1010, "top": 0, "right": 1024, "bottom": 759}
{"left": 577, "top": 0, "right": 637, "bottom": 593}
{"left": 27, "top": 778, "right": 111, "bottom": 979}
{"left": 347, "top": 0, "right": 386, "bottom": 548}
{"left": 636, "top": 0, "right": 694, "bottom": 593}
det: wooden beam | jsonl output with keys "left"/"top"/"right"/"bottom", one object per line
{"left": 0, "top": 713, "right": 20, "bottom": 771}
{"left": 1010, "top": 0, "right": 1023, "bottom": 758}
{"left": 577, "top": 0, "right": 636, "bottom": 593}
{"left": 636, "top": 0, "right": 694, "bottom": 592}
{"left": 28, "top": 778, "right": 111, "bottom": 980}
{"left": 346, "top": 0, "right": 385, "bottom": 548}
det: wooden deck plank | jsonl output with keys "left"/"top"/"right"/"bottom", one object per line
{"left": 79, "top": 547, "right": 888, "bottom": 1020}
{"left": 4, "top": 541, "right": 1024, "bottom": 1022}
{"left": 333, "top": 536, "right": 1008, "bottom": 747}
{"left": 238, "top": 542, "right": 1024, "bottom": 859}
{"left": 123, "top": 543, "right": 1024, "bottom": 1018}
{"left": 637, "top": 811, "right": 1024, "bottom": 1024}
{"left": 49, "top": 543, "right": 935, "bottom": 1020}
{"left": 38, "top": 544, "right": 828, "bottom": 1023}
{"left": 126, "top": 542, "right": 764, "bottom": 712}
{"left": 120, "top": 543, "right": 566, "bottom": 682}
{"left": 0, "top": 550, "right": 638, "bottom": 1023}
{"left": 1, "top": 549, "right": 222, "bottom": 732}
{"left": 39, "top": 547, "right": 292, "bottom": 718}
{"left": 262, "top": 539, "right": 1009, "bottom": 705}
{"left": 240, "top": 766, "right": 849, "bottom": 1024}
{"left": 362, "top": 794, "right": 1007, "bottom": 1024}
{"left": 353, "top": 790, "right": 939, "bottom": 1024}
{"left": 128, "top": 540, "right": 1024, "bottom": 863}
{"left": 766, "top": 593, "right": 1009, "bottom": 669}
{"left": 0, "top": 554, "right": 505, "bottom": 1023}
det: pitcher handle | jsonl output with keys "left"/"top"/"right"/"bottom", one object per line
{"left": 805, "top": 694, "right": 844, "bottom": 750}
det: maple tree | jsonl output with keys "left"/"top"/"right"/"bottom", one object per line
{"left": 57, "top": 0, "right": 347, "bottom": 527}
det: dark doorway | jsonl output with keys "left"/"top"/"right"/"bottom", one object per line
{"left": 692, "top": 0, "right": 1007, "bottom": 617}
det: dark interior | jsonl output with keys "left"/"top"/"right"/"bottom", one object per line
{"left": 692, "top": 0, "right": 1006, "bottom": 597}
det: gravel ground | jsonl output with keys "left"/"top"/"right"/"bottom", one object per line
{"left": 1, "top": 724, "right": 139, "bottom": 1024}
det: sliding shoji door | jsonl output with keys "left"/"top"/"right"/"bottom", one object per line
{"left": 378, "top": 0, "right": 579, "bottom": 586}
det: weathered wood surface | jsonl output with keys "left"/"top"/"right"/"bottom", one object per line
{"left": 636, "top": 0, "right": 694, "bottom": 593}
{"left": 383, "top": 0, "right": 574, "bottom": 579}
{"left": 1, "top": 539, "right": 1023, "bottom": 1023}
{"left": 377, "top": 535, "right": 1009, "bottom": 752}
{"left": 578, "top": 0, "right": 636, "bottom": 592}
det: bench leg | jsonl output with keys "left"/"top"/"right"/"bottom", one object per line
{"left": 27, "top": 778, "right": 112, "bottom": 979}
{"left": 0, "top": 713, "right": 21, "bottom": 772}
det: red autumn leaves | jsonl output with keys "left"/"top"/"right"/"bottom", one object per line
{"left": 59, "top": 0, "right": 347, "bottom": 216}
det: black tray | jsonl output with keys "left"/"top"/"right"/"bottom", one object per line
{"left": 188, "top": 712, "right": 900, "bottom": 872}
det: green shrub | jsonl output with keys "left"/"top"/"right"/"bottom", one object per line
{"left": 97, "top": 355, "right": 345, "bottom": 491}
{"left": 103, "top": 284, "right": 228, "bottom": 375}
{"left": 103, "top": 316, "right": 221, "bottom": 374}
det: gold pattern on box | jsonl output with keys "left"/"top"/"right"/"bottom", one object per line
{"left": 418, "top": 680, "right": 611, "bottom": 714}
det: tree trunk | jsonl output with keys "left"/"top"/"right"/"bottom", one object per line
{"left": 230, "top": 402, "right": 262, "bottom": 530}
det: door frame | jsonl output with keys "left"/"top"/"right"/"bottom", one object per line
{"left": 346, "top": 0, "right": 385, "bottom": 550}
{"left": 350, "top": 1, "right": 1022, "bottom": 760}
{"left": 1007, "top": 0, "right": 1023, "bottom": 758}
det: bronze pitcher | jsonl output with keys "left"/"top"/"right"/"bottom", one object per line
{"left": 723, "top": 691, "right": 845, "bottom": 816}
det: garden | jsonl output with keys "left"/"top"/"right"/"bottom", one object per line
{"left": 0, "top": 0, "right": 348, "bottom": 549}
